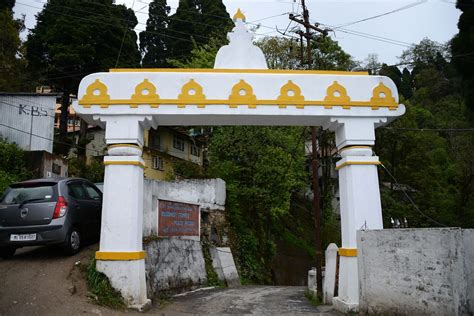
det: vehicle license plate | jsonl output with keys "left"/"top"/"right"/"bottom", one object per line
{"left": 10, "top": 234, "right": 36, "bottom": 241}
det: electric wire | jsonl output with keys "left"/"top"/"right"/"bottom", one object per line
{"left": 379, "top": 162, "right": 447, "bottom": 227}
{"left": 332, "top": 0, "right": 427, "bottom": 30}
{"left": 115, "top": 0, "right": 137, "bottom": 67}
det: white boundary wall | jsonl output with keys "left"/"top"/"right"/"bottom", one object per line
{"left": 358, "top": 228, "right": 474, "bottom": 315}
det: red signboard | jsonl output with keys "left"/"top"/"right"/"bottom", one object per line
{"left": 158, "top": 200, "right": 200, "bottom": 237}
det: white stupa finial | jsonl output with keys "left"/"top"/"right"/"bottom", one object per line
{"left": 214, "top": 9, "right": 268, "bottom": 69}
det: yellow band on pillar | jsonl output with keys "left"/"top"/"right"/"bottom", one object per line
{"left": 107, "top": 143, "right": 143, "bottom": 150}
{"left": 338, "top": 248, "right": 357, "bottom": 257}
{"left": 339, "top": 145, "right": 371, "bottom": 152}
{"left": 95, "top": 251, "right": 146, "bottom": 261}
{"left": 335, "top": 161, "right": 381, "bottom": 170}
{"left": 103, "top": 160, "right": 146, "bottom": 169}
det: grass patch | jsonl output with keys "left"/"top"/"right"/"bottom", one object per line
{"left": 83, "top": 258, "right": 126, "bottom": 309}
{"left": 304, "top": 289, "right": 322, "bottom": 306}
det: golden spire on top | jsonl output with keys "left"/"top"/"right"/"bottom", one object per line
{"left": 233, "top": 8, "right": 246, "bottom": 22}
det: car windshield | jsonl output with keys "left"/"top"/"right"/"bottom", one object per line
{"left": 1, "top": 185, "right": 54, "bottom": 204}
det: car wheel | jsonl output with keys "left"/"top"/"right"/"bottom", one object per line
{"left": 0, "top": 247, "right": 16, "bottom": 259}
{"left": 63, "top": 228, "right": 81, "bottom": 255}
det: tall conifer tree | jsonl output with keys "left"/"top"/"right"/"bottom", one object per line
{"left": 0, "top": 0, "right": 27, "bottom": 91}
{"left": 139, "top": 0, "right": 170, "bottom": 67}
{"left": 452, "top": 0, "right": 474, "bottom": 111}
{"left": 26, "top": 0, "right": 140, "bottom": 153}
{"left": 166, "top": 0, "right": 232, "bottom": 61}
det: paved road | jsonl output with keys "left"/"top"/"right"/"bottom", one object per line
{"left": 157, "top": 286, "right": 338, "bottom": 315}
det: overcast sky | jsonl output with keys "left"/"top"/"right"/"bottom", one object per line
{"left": 14, "top": 0, "right": 461, "bottom": 65}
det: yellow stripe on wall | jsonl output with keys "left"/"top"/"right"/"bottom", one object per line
{"left": 338, "top": 248, "right": 358, "bottom": 257}
{"left": 335, "top": 161, "right": 381, "bottom": 170}
{"left": 96, "top": 251, "right": 146, "bottom": 261}
{"left": 103, "top": 160, "right": 146, "bottom": 169}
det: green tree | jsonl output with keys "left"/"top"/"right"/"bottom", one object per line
{"left": 311, "top": 36, "right": 355, "bottom": 71}
{"left": 376, "top": 39, "right": 474, "bottom": 228}
{"left": 0, "top": 0, "right": 27, "bottom": 91}
{"left": 166, "top": 0, "right": 232, "bottom": 62}
{"left": 257, "top": 36, "right": 355, "bottom": 71}
{"left": 0, "top": 139, "right": 31, "bottom": 194}
{"left": 139, "top": 0, "right": 170, "bottom": 67}
{"left": 208, "top": 126, "right": 307, "bottom": 282}
{"left": 26, "top": 0, "right": 140, "bottom": 153}
{"left": 452, "top": 0, "right": 474, "bottom": 111}
{"left": 256, "top": 37, "right": 301, "bottom": 70}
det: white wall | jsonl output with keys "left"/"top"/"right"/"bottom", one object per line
{"left": 0, "top": 94, "right": 57, "bottom": 153}
{"left": 142, "top": 178, "right": 226, "bottom": 236}
{"left": 358, "top": 228, "right": 474, "bottom": 315}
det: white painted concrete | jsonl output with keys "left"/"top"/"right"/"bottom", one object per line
{"left": 145, "top": 238, "right": 207, "bottom": 297}
{"left": 358, "top": 228, "right": 474, "bottom": 315}
{"left": 96, "top": 259, "right": 149, "bottom": 308}
{"left": 214, "top": 18, "right": 268, "bottom": 69}
{"left": 307, "top": 268, "right": 317, "bottom": 299}
{"left": 210, "top": 247, "right": 240, "bottom": 287}
{"left": 323, "top": 243, "right": 338, "bottom": 304}
{"left": 143, "top": 179, "right": 226, "bottom": 237}
{"left": 72, "top": 10, "right": 404, "bottom": 308}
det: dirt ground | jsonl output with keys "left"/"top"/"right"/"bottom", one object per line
{"left": 0, "top": 244, "right": 337, "bottom": 315}
{"left": 0, "top": 243, "right": 140, "bottom": 316}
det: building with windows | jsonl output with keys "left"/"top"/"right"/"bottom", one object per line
{"left": 143, "top": 127, "right": 204, "bottom": 180}
{"left": 70, "top": 126, "right": 204, "bottom": 181}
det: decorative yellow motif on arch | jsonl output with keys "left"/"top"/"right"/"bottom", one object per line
{"left": 130, "top": 79, "right": 160, "bottom": 108}
{"left": 277, "top": 80, "right": 305, "bottom": 109}
{"left": 81, "top": 79, "right": 110, "bottom": 108}
{"left": 233, "top": 8, "right": 246, "bottom": 22}
{"left": 177, "top": 79, "right": 207, "bottom": 108}
{"left": 324, "top": 81, "right": 351, "bottom": 109}
{"left": 78, "top": 78, "right": 399, "bottom": 110}
{"left": 228, "top": 80, "right": 257, "bottom": 109}
{"left": 370, "top": 82, "right": 397, "bottom": 110}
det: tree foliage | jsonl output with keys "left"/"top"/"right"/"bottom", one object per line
{"left": 145, "top": 0, "right": 232, "bottom": 65}
{"left": 0, "top": 0, "right": 27, "bottom": 91}
{"left": 139, "top": 0, "right": 170, "bottom": 67}
{"left": 256, "top": 36, "right": 355, "bottom": 71}
{"left": 376, "top": 39, "right": 474, "bottom": 228}
{"left": 0, "top": 139, "right": 31, "bottom": 194}
{"left": 208, "top": 127, "right": 307, "bottom": 282}
{"left": 26, "top": 0, "right": 141, "bottom": 152}
{"left": 452, "top": 0, "right": 474, "bottom": 111}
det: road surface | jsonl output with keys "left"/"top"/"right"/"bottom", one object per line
{"left": 0, "top": 245, "right": 338, "bottom": 315}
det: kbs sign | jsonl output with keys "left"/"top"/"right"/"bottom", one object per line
{"left": 158, "top": 200, "right": 200, "bottom": 237}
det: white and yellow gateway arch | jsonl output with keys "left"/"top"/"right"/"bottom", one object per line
{"left": 73, "top": 12, "right": 404, "bottom": 312}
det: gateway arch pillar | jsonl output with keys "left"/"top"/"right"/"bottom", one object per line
{"left": 325, "top": 117, "right": 385, "bottom": 312}
{"left": 94, "top": 115, "right": 154, "bottom": 309}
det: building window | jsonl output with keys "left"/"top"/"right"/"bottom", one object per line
{"left": 52, "top": 163, "right": 61, "bottom": 175}
{"left": 173, "top": 136, "right": 185, "bottom": 151}
{"left": 149, "top": 131, "right": 161, "bottom": 150}
{"left": 190, "top": 144, "right": 201, "bottom": 157}
{"left": 152, "top": 156, "right": 164, "bottom": 170}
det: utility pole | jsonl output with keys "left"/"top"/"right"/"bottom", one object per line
{"left": 289, "top": 0, "right": 330, "bottom": 300}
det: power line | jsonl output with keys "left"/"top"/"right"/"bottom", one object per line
{"left": 115, "top": 0, "right": 137, "bottom": 68}
{"left": 332, "top": 0, "right": 427, "bottom": 30}
{"left": 379, "top": 162, "right": 447, "bottom": 227}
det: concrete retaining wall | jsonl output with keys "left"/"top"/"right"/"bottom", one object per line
{"left": 358, "top": 228, "right": 474, "bottom": 315}
{"left": 144, "top": 238, "right": 207, "bottom": 297}
{"left": 142, "top": 179, "right": 227, "bottom": 297}
{"left": 143, "top": 179, "right": 226, "bottom": 236}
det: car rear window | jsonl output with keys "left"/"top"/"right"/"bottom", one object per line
{"left": 1, "top": 184, "right": 55, "bottom": 204}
